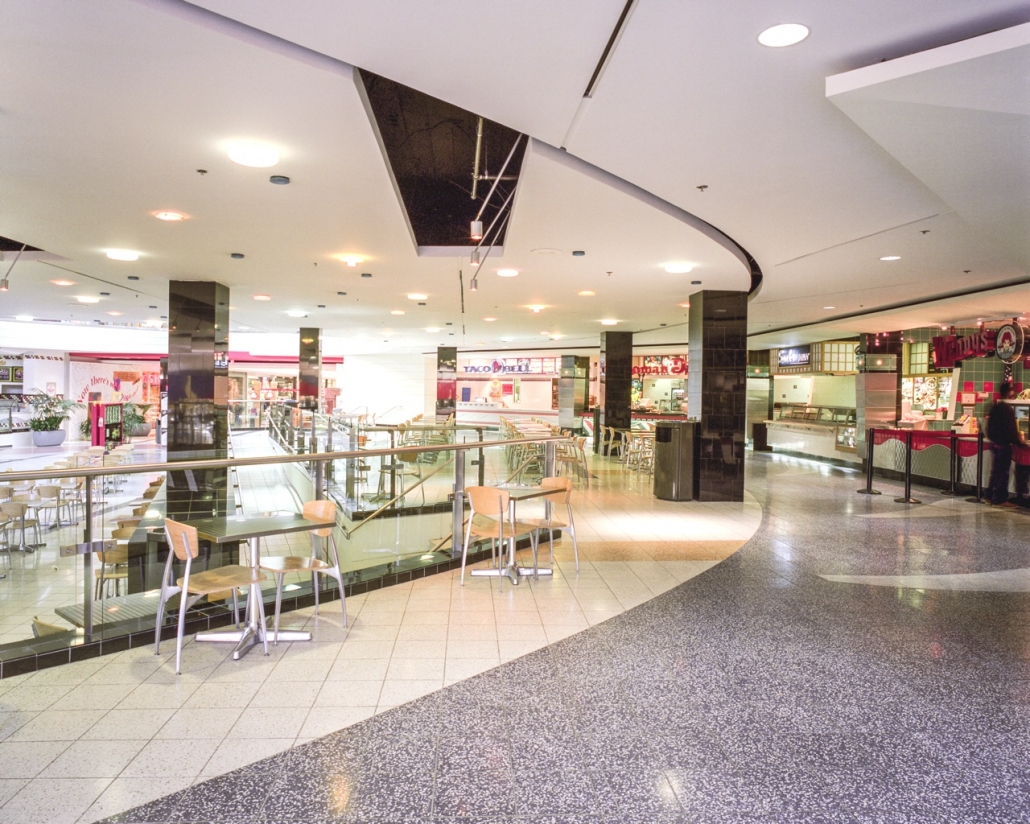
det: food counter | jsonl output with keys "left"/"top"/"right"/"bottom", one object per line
{"left": 765, "top": 404, "right": 859, "bottom": 465}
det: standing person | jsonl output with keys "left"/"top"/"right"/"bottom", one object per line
{"left": 986, "top": 382, "right": 1023, "bottom": 508}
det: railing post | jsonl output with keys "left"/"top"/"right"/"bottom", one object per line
{"left": 314, "top": 455, "right": 324, "bottom": 501}
{"left": 894, "top": 430, "right": 922, "bottom": 504}
{"left": 452, "top": 446, "right": 465, "bottom": 558}
{"left": 477, "top": 429, "right": 485, "bottom": 487}
{"left": 83, "top": 478, "right": 94, "bottom": 642}
{"left": 545, "top": 441, "right": 556, "bottom": 478}
{"left": 857, "top": 427, "right": 881, "bottom": 495}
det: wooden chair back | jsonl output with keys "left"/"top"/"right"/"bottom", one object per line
{"left": 164, "top": 519, "right": 200, "bottom": 561}
{"left": 540, "top": 476, "right": 573, "bottom": 504}
{"left": 465, "top": 486, "right": 509, "bottom": 518}
{"left": 302, "top": 499, "right": 337, "bottom": 538}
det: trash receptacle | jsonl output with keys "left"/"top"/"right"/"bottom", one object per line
{"left": 653, "top": 421, "right": 698, "bottom": 501}
{"left": 752, "top": 421, "right": 772, "bottom": 452}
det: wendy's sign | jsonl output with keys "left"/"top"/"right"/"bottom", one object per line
{"left": 931, "top": 330, "right": 996, "bottom": 369}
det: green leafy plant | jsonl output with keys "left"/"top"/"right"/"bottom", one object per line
{"left": 122, "top": 402, "right": 151, "bottom": 438}
{"left": 27, "top": 390, "right": 82, "bottom": 432}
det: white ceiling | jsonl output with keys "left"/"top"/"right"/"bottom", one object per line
{"left": 1, "top": 0, "right": 1028, "bottom": 356}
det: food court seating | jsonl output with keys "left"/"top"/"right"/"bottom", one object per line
{"left": 259, "top": 499, "right": 347, "bottom": 643}
{"left": 459, "top": 486, "right": 538, "bottom": 586}
{"left": 156, "top": 519, "right": 269, "bottom": 674}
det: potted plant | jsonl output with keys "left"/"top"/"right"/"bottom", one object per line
{"left": 27, "top": 390, "right": 82, "bottom": 447}
{"left": 122, "top": 402, "right": 152, "bottom": 439}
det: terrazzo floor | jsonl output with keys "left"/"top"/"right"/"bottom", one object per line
{"left": 85, "top": 451, "right": 1030, "bottom": 823}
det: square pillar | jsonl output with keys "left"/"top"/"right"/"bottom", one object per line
{"left": 600, "top": 332, "right": 633, "bottom": 432}
{"left": 165, "top": 280, "right": 230, "bottom": 520}
{"left": 436, "top": 346, "right": 457, "bottom": 420}
{"left": 688, "top": 290, "right": 747, "bottom": 502}
{"left": 298, "top": 328, "right": 322, "bottom": 410}
{"left": 856, "top": 332, "right": 903, "bottom": 460}
{"left": 559, "top": 355, "right": 589, "bottom": 432}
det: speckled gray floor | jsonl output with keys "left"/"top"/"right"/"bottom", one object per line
{"left": 99, "top": 454, "right": 1030, "bottom": 823}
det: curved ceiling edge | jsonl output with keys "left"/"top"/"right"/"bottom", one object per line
{"left": 531, "top": 139, "right": 763, "bottom": 299}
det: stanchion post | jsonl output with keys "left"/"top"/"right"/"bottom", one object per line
{"left": 975, "top": 431, "right": 985, "bottom": 502}
{"left": 451, "top": 447, "right": 465, "bottom": 558}
{"left": 857, "top": 427, "right": 882, "bottom": 495}
{"left": 944, "top": 432, "right": 958, "bottom": 495}
{"left": 894, "top": 430, "right": 922, "bottom": 504}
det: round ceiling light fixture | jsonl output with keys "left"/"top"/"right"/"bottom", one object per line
{"left": 106, "top": 249, "right": 139, "bottom": 261}
{"left": 663, "top": 262, "right": 693, "bottom": 274}
{"left": 577, "top": 290, "right": 596, "bottom": 297}
{"left": 823, "top": 305, "right": 836, "bottom": 310}
{"left": 483, "top": 317, "right": 497, "bottom": 322}
{"left": 497, "top": 269, "right": 519, "bottom": 278}
{"left": 600, "top": 319, "right": 618, "bottom": 326}
{"left": 529, "top": 305, "right": 545, "bottom": 313}
{"left": 407, "top": 293, "right": 428, "bottom": 300}
{"left": 51, "top": 279, "right": 74, "bottom": 286}
{"left": 341, "top": 255, "right": 362, "bottom": 267}
{"left": 391, "top": 310, "right": 405, "bottom": 315}
{"left": 758, "top": 23, "right": 810, "bottom": 47}
{"left": 227, "top": 140, "right": 279, "bottom": 168}
{"left": 286, "top": 309, "right": 307, "bottom": 318}
{"left": 880, "top": 255, "right": 901, "bottom": 261}
{"left": 76, "top": 296, "right": 100, "bottom": 304}
{"left": 253, "top": 294, "right": 271, "bottom": 301}
{"left": 106, "top": 311, "right": 123, "bottom": 317}
{"left": 153, "top": 211, "right": 186, "bottom": 221}
{"left": 426, "top": 327, "right": 441, "bottom": 333}
{"left": 501, "top": 336, "right": 514, "bottom": 342}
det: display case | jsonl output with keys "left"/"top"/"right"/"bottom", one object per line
{"left": 774, "top": 404, "right": 856, "bottom": 425}
{"left": 766, "top": 404, "right": 861, "bottom": 465}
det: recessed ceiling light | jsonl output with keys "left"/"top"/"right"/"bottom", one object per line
{"left": 578, "top": 290, "right": 596, "bottom": 297}
{"left": 758, "top": 23, "right": 809, "bottom": 47}
{"left": 500, "top": 336, "right": 514, "bottom": 342}
{"left": 269, "top": 175, "right": 290, "bottom": 185}
{"left": 407, "top": 293, "right": 427, "bottom": 300}
{"left": 149, "top": 305, "right": 157, "bottom": 309}
{"left": 106, "top": 249, "right": 139, "bottom": 261}
{"left": 15, "top": 315, "right": 32, "bottom": 322}
{"left": 341, "top": 255, "right": 363, "bottom": 267}
{"left": 497, "top": 269, "right": 519, "bottom": 278}
{"left": 317, "top": 304, "right": 325, "bottom": 309}
{"left": 426, "top": 327, "right": 441, "bottom": 333}
{"left": 483, "top": 317, "right": 497, "bottom": 322}
{"left": 106, "top": 311, "right": 123, "bottom": 317}
{"left": 153, "top": 211, "right": 186, "bottom": 221}
{"left": 76, "top": 296, "right": 100, "bottom": 304}
{"left": 880, "top": 256, "right": 901, "bottom": 261}
{"left": 600, "top": 319, "right": 618, "bottom": 326}
{"left": 551, "top": 335, "right": 563, "bottom": 340}
{"left": 572, "top": 250, "right": 586, "bottom": 257}
{"left": 663, "top": 262, "right": 693, "bottom": 274}
{"left": 540, "top": 331, "right": 551, "bottom": 335}
{"left": 253, "top": 294, "right": 271, "bottom": 301}
{"left": 391, "top": 310, "right": 405, "bottom": 315}
{"left": 823, "top": 305, "right": 836, "bottom": 310}
{"left": 230, "top": 252, "right": 245, "bottom": 260}
{"left": 286, "top": 310, "right": 307, "bottom": 318}
{"left": 100, "top": 292, "right": 110, "bottom": 296}
{"left": 227, "top": 140, "right": 279, "bottom": 167}
{"left": 361, "top": 273, "right": 372, "bottom": 279}
{"left": 529, "top": 305, "right": 545, "bottom": 313}
{"left": 691, "top": 280, "right": 702, "bottom": 285}
{"left": 127, "top": 276, "right": 139, "bottom": 281}
{"left": 337, "top": 291, "right": 347, "bottom": 296}
{"left": 679, "top": 302, "right": 691, "bottom": 308}
{"left": 51, "top": 279, "right": 74, "bottom": 286}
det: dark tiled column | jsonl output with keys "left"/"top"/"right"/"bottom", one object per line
{"left": 558, "top": 355, "right": 589, "bottom": 432}
{"left": 688, "top": 290, "right": 747, "bottom": 502}
{"left": 165, "top": 281, "right": 230, "bottom": 520}
{"left": 298, "top": 328, "right": 322, "bottom": 410}
{"left": 436, "top": 347, "right": 457, "bottom": 419}
{"left": 856, "top": 332, "right": 903, "bottom": 461}
{"left": 600, "top": 332, "right": 633, "bottom": 431}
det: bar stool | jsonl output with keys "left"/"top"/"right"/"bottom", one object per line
{"left": 156, "top": 519, "right": 269, "bottom": 674}
{"left": 259, "top": 499, "right": 347, "bottom": 643}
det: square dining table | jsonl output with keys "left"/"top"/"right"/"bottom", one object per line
{"left": 185, "top": 512, "right": 336, "bottom": 660}
{"left": 469, "top": 484, "right": 555, "bottom": 587}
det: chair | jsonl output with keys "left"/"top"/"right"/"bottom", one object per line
{"left": 395, "top": 451, "right": 425, "bottom": 505}
{"left": 259, "top": 499, "right": 346, "bottom": 644}
{"left": 519, "top": 476, "right": 580, "bottom": 572}
{"left": 460, "top": 486, "right": 538, "bottom": 586}
{"left": 94, "top": 530, "right": 133, "bottom": 599}
{"left": 1, "top": 502, "right": 40, "bottom": 550}
{"left": 155, "top": 519, "right": 268, "bottom": 674}
{"left": 34, "top": 484, "right": 64, "bottom": 527}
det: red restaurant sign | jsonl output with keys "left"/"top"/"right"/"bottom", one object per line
{"left": 931, "top": 330, "right": 996, "bottom": 369}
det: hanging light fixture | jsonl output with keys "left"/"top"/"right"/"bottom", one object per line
{"left": 470, "top": 278, "right": 478, "bottom": 292}
{"left": 0, "top": 243, "right": 27, "bottom": 293}
{"left": 470, "top": 220, "right": 483, "bottom": 241}
{"left": 470, "top": 249, "right": 480, "bottom": 267}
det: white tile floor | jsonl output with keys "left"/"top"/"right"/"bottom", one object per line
{"left": 0, "top": 441, "right": 762, "bottom": 824}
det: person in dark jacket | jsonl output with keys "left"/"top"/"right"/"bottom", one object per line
{"left": 986, "top": 382, "right": 1023, "bottom": 507}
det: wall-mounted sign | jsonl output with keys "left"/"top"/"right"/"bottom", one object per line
{"left": 632, "top": 355, "right": 687, "bottom": 377}
{"left": 462, "top": 358, "right": 557, "bottom": 375}
{"left": 778, "top": 346, "right": 811, "bottom": 367}
{"left": 995, "top": 323, "right": 1026, "bottom": 364}
{"left": 932, "top": 330, "right": 997, "bottom": 369}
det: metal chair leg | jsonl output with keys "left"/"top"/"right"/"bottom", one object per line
{"left": 273, "top": 572, "right": 284, "bottom": 645}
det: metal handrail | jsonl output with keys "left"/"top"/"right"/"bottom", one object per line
{"left": 340, "top": 456, "right": 455, "bottom": 539}
{"left": 0, "top": 435, "right": 569, "bottom": 484}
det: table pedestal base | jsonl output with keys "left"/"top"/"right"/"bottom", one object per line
{"left": 196, "top": 626, "right": 312, "bottom": 659}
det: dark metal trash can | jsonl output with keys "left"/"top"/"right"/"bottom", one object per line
{"left": 752, "top": 422, "right": 772, "bottom": 452}
{"left": 653, "top": 421, "right": 699, "bottom": 501}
